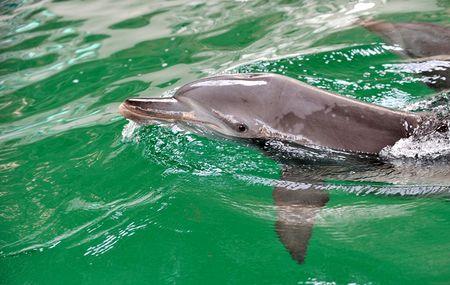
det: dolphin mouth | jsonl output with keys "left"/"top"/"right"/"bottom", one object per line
{"left": 119, "top": 97, "right": 219, "bottom": 129}
{"left": 119, "top": 98, "right": 188, "bottom": 124}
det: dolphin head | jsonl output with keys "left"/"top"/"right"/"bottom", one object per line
{"left": 119, "top": 73, "right": 286, "bottom": 141}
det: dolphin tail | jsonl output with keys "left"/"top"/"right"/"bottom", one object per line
{"left": 273, "top": 167, "right": 329, "bottom": 264}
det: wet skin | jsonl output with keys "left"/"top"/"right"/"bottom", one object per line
{"left": 120, "top": 73, "right": 423, "bottom": 154}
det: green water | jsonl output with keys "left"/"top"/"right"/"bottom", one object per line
{"left": 1, "top": 1, "right": 449, "bottom": 284}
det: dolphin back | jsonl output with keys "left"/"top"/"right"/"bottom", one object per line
{"left": 362, "top": 21, "right": 450, "bottom": 58}
{"left": 362, "top": 21, "right": 450, "bottom": 89}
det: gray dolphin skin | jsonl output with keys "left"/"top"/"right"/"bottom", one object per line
{"left": 119, "top": 73, "right": 437, "bottom": 263}
{"left": 362, "top": 21, "right": 450, "bottom": 89}
{"left": 120, "top": 73, "right": 423, "bottom": 154}
{"left": 362, "top": 21, "right": 450, "bottom": 58}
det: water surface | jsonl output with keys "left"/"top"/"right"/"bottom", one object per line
{"left": 1, "top": 1, "right": 449, "bottom": 284}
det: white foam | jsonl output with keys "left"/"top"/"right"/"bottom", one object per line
{"left": 380, "top": 131, "right": 450, "bottom": 160}
{"left": 121, "top": 120, "right": 140, "bottom": 142}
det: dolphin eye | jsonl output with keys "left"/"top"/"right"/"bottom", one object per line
{"left": 236, "top": 123, "right": 248, "bottom": 133}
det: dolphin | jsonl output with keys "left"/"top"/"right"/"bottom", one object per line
{"left": 120, "top": 73, "right": 426, "bottom": 154}
{"left": 119, "top": 73, "right": 448, "bottom": 263}
{"left": 361, "top": 20, "right": 450, "bottom": 89}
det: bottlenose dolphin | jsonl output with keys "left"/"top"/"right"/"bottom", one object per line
{"left": 362, "top": 20, "right": 450, "bottom": 89}
{"left": 119, "top": 73, "right": 448, "bottom": 263}
{"left": 120, "top": 73, "right": 424, "bottom": 154}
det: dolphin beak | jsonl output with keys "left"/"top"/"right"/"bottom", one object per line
{"left": 119, "top": 97, "right": 194, "bottom": 124}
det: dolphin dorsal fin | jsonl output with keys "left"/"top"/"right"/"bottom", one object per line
{"left": 273, "top": 166, "right": 329, "bottom": 263}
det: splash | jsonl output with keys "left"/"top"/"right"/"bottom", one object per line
{"left": 381, "top": 91, "right": 450, "bottom": 160}
{"left": 121, "top": 120, "right": 141, "bottom": 142}
{"left": 380, "top": 129, "right": 450, "bottom": 160}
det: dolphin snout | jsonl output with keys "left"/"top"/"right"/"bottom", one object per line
{"left": 121, "top": 98, "right": 162, "bottom": 110}
{"left": 119, "top": 97, "right": 193, "bottom": 124}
